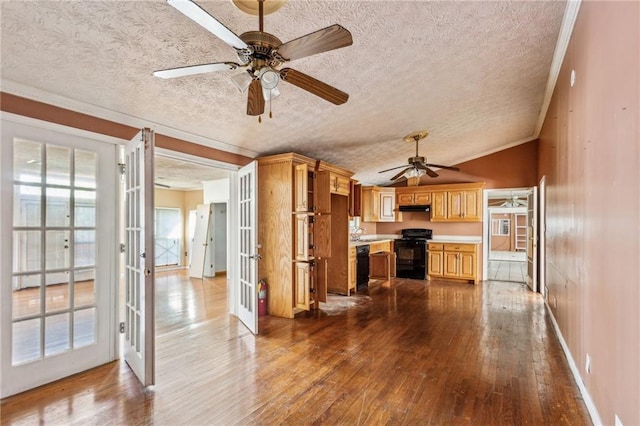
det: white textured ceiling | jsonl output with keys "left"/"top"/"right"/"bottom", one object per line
{"left": 0, "top": 0, "right": 566, "bottom": 186}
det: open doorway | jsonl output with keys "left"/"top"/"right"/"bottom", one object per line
{"left": 483, "top": 188, "right": 530, "bottom": 283}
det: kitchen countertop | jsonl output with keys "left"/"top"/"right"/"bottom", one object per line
{"left": 349, "top": 234, "right": 482, "bottom": 247}
{"left": 429, "top": 235, "right": 482, "bottom": 244}
{"left": 348, "top": 234, "right": 399, "bottom": 247}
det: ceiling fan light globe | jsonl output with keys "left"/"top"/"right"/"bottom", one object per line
{"left": 403, "top": 168, "right": 426, "bottom": 179}
{"left": 258, "top": 68, "right": 280, "bottom": 90}
{"left": 230, "top": 71, "right": 252, "bottom": 92}
{"left": 263, "top": 86, "right": 281, "bottom": 101}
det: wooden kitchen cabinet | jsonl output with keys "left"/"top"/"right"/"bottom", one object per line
{"left": 362, "top": 186, "right": 398, "bottom": 222}
{"left": 430, "top": 191, "right": 447, "bottom": 220}
{"left": 330, "top": 172, "right": 350, "bottom": 196}
{"left": 258, "top": 153, "right": 353, "bottom": 318}
{"left": 395, "top": 187, "right": 431, "bottom": 207}
{"left": 427, "top": 242, "right": 478, "bottom": 284}
{"left": 447, "top": 190, "right": 481, "bottom": 221}
{"left": 347, "top": 247, "right": 357, "bottom": 295}
{"left": 349, "top": 181, "right": 362, "bottom": 217}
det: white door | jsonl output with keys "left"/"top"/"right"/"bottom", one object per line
{"left": 1, "top": 119, "right": 117, "bottom": 397}
{"left": 526, "top": 187, "right": 538, "bottom": 292}
{"left": 238, "top": 161, "right": 258, "bottom": 334}
{"left": 189, "top": 203, "right": 211, "bottom": 278}
{"left": 123, "top": 129, "right": 155, "bottom": 386}
{"left": 539, "top": 177, "right": 546, "bottom": 298}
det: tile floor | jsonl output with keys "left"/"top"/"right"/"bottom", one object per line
{"left": 487, "top": 260, "right": 527, "bottom": 283}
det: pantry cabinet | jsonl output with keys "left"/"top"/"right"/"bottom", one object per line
{"left": 258, "top": 153, "right": 353, "bottom": 318}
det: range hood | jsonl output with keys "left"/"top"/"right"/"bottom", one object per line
{"left": 398, "top": 204, "right": 430, "bottom": 212}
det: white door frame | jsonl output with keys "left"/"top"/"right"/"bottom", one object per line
{"left": 482, "top": 187, "right": 530, "bottom": 281}
{"left": 539, "top": 176, "right": 546, "bottom": 298}
{"left": 0, "top": 113, "right": 120, "bottom": 397}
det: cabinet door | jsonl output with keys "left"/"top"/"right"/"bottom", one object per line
{"left": 448, "top": 191, "right": 464, "bottom": 219}
{"left": 369, "top": 252, "right": 390, "bottom": 280}
{"left": 428, "top": 250, "right": 444, "bottom": 276}
{"left": 316, "top": 259, "right": 327, "bottom": 303}
{"left": 379, "top": 192, "right": 395, "bottom": 221}
{"left": 349, "top": 182, "right": 362, "bottom": 217}
{"left": 331, "top": 173, "right": 350, "bottom": 196}
{"left": 397, "top": 192, "right": 414, "bottom": 206}
{"left": 294, "top": 163, "right": 308, "bottom": 212}
{"left": 361, "top": 188, "right": 379, "bottom": 222}
{"left": 444, "top": 252, "right": 460, "bottom": 276}
{"left": 459, "top": 252, "right": 476, "bottom": 279}
{"left": 294, "top": 214, "right": 310, "bottom": 261}
{"left": 294, "top": 262, "right": 310, "bottom": 310}
{"left": 348, "top": 250, "right": 357, "bottom": 294}
{"left": 414, "top": 191, "right": 431, "bottom": 205}
{"left": 462, "top": 190, "right": 480, "bottom": 220}
{"left": 431, "top": 191, "right": 447, "bottom": 221}
{"left": 315, "top": 170, "right": 331, "bottom": 214}
{"left": 314, "top": 214, "right": 331, "bottom": 258}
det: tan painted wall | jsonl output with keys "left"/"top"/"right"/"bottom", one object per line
{"left": 537, "top": 2, "right": 639, "bottom": 424}
{"left": 154, "top": 188, "right": 203, "bottom": 266}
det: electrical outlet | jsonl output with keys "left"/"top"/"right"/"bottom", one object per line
{"left": 615, "top": 414, "right": 623, "bottom": 426}
{"left": 585, "top": 353, "right": 591, "bottom": 374}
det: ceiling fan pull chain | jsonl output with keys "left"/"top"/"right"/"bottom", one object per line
{"left": 269, "top": 91, "right": 273, "bottom": 119}
{"left": 258, "top": 115, "right": 262, "bottom": 123}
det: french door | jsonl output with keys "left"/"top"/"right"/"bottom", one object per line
{"left": 237, "top": 161, "right": 258, "bottom": 334}
{"left": 526, "top": 187, "right": 538, "bottom": 292}
{"left": 123, "top": 129, "right": 155, "bottom": 386}
{"left": 1, "top": 118, "right": 117, "bottom": 397}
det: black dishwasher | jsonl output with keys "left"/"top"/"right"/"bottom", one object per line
{"left": 356, "top": 244, "right": 370, "bottom": 290}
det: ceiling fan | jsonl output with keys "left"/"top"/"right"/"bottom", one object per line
{"left": 490, "top": 194, "right": 528, "bottom": 208}
{"left": 378, "top": 130, "right": 461, "bottom": 181}
{"left": 154, "top": 0, "right": 353, "bottom": 120}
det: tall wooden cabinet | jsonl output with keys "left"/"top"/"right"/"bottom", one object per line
{"left": 257, "top": 153, "right": 353, "bottom": 318}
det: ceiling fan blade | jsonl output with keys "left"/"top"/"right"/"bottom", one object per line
{"left": 379, "top": 165, "right": 411, "bottom": 173}
{"left": 280, "top": 68, "right": 348, "bottom": 105}
{"left": 153, "top": 62, "right": 240, "bottom": 79}
{"left": 167, "top": 0, "right": 248, "bottom": 50}
{"left": 277, "top": 24, "right": 353, "bottom": 62}
{"left": 247, "top": 79, "right": 265, "bottom": 116}
{"left": 391, "top": 168, "right": 412, "bottom": 181}
{"left": 425, "top": 163, "right": 460, "bottom": 172}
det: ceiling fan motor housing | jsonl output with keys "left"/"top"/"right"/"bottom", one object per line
{"left": 239, "top": 31, "right": 283, "bottom": 69}
{"left": 409, "top": 156, "right": 425, "bottom": 164}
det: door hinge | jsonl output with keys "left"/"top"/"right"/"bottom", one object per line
{"left": 118, "top": 162, "right": 126, "bottom": 175}
{"left": 120, "top": 243, "right": 125, "bottom": 253}
{"left": 119, "top": 322, "right": 125, "bottom": 334}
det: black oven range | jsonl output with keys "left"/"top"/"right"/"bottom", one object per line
{"left": 394, "top": 228, "right": 433, "bottom": 280}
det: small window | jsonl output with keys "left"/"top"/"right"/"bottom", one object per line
{"left": 492, "top": 219, "right": 510, "bottom": 236}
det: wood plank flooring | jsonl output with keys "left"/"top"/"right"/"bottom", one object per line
{"left": 1, "top": 271, "right": 591, "bottom": 425}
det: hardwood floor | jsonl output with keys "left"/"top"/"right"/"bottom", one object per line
{"left": 1, "top": 271, "right": 591, "bottom": 425}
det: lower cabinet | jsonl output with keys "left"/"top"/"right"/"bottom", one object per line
{"left": 294, "top": 260, "right": 327, "bottom": 310}
{"left": 427, "top": 242, "right": 479, "bottom": 284}
{"left": 348, "top": 247, "right": 357, "bottom": 295}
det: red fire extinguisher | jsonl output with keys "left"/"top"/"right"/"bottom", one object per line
{"left": 258, "top": 279, "right": 268, "bottom": 316}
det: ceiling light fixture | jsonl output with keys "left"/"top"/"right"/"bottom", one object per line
{"left": 230, "top": 71, "right": 252, "bottom": 92}
{"left": 403, "top": 168, "right": 426, "bottom": 179}
{"left": 258, "top": 67, "right": 280, "bottom": 90}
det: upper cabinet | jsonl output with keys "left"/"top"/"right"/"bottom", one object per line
{"left": 349, "top": 181, "right": 362, "bottom": 217}
{"left": 395, "top": 182, "right": 484, "bottom": 222}
{"left": 330, "top": 172, "right": 350, "bottom": 196}
{"left": 362, "top": 186, "right": 399, "bottom": 222}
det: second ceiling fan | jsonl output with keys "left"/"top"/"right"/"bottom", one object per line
{"left": 154, "top": 0, "right": 353, "bottom": 118}
{"left": 379, "top": 130, "right": 461, "bottom": 181}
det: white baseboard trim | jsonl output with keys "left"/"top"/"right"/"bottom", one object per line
{"left": 545, "top": 301, "right": 603, "bottom": 425}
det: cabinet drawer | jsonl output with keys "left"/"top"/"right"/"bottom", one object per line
{"left": 443, "top": 243, "right": 476, "bottom": 252}
{"left": 428, "top": 243, "right": 444, "bottom": 251}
